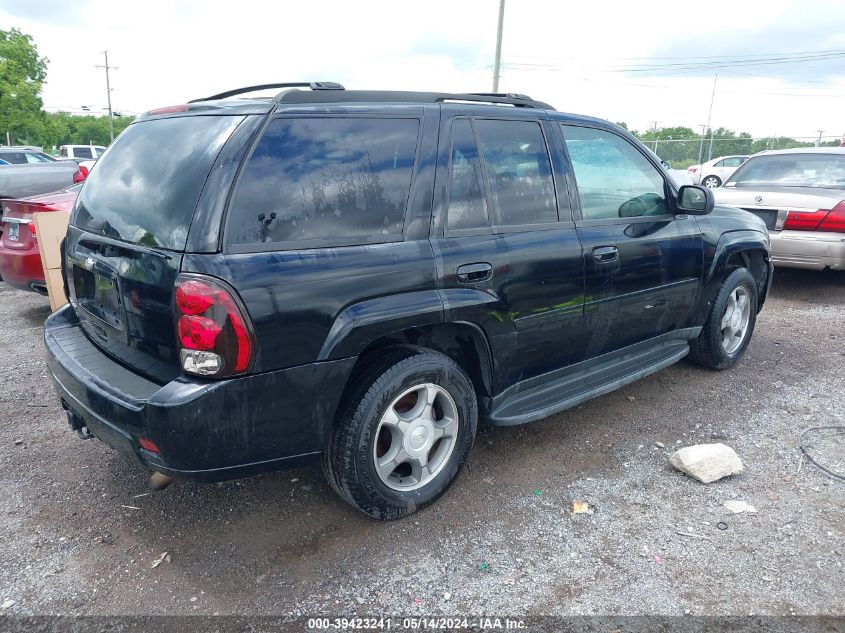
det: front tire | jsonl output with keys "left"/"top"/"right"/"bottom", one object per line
{"left": 323, "top": 348, "right": 477, "bottom": 520}
{"left": 689, "top": 268, "right": 758, "bottom": 370}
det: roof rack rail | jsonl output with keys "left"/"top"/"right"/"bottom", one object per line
{"left": 275, "top": 90, "right": 554, "bottom": 110}
{"left": 469, "top": 92, "right": 533, "bottom": 101}
{"left": 190, "top": 81, "right": 345, "bottom": 103}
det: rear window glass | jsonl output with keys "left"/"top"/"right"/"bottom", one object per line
{"left": 226, "top": 117, "right": 419, "bottom": 246}
{"left": 72, "top": 115, "right": 243, "bottom": 250}
{"left": 727, "top": 154, "right": 845, "bottom": 188}
{"left": 74, "top": 147, "right": 93, "bottom": 159}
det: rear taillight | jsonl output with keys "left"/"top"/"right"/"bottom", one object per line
{"left": 784, "top": 201, "right": 845, "bottom": 233}
{"left": 73, "top": 165, "right": 89, "bottom": 183}
{"left": 28, "top": 221, "right": 36, "bottom": 237}
{"left": 818, "top": 201, "right": 845, "bottom": 233}
{"left": 783, "top": 210, "right": 825, "bottom": 230}
{"left": 688, "top": 167, "right": 698, "bottom": 173}
{"left": 174, "top": 276, "right": 255, "bottom": 377}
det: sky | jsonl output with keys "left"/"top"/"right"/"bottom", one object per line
{"left": 3, "top": 0, "right": 845, "bottom": 140}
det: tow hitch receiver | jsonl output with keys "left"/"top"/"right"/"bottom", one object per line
{"left": 64, "top": 407, "right": 93, "bottom": 440}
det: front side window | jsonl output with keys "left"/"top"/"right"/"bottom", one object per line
{"left": 447, "top": 119, "right": 489, "bottom": 231}
{"left": 227, "top": 117, "right": 419, "bottom": 245}
{"left": 475, "top": 120, "right": 557, "bottom": 226}
{"left": 561, "top": 125, "right": 668, "bottom": 220}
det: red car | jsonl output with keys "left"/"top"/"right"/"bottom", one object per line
{"left": 0, "top": 185, "right": 79, "bottom": 295}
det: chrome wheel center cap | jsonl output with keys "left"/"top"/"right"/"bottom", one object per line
{"left": 410, "top": 426, "right": 429, "bottom": 449}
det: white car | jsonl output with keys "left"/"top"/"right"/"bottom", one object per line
{"left": 688, "top": 155, "right": 749, "bottom": 188}
{"left": 58, "top": 144, "right": 107, "bottom": 161}
{"left": 713, "top": 148, "right": 845, "bottom": 271}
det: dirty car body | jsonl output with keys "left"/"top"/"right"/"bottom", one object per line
{"left": 43, "top": 84, "right": 772, "bottom": 517}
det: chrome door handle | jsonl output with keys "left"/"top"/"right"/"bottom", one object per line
{"left": 592, "top": 246, "right": 619, "bottom": 263}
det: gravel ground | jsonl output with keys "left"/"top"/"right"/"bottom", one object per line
{"left": 0, "top": 268, "right": 843, "bottom": 618}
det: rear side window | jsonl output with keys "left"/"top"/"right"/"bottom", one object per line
{"left": 227, "top": 117, "right": 419, "bottom": 246}
{"left": 447, "top": 119, "right": 489, "bottom": 231}
{"left": 1, "top": 152, "right": 25, "bottom": 164}
{"left": 73, "top": 115, "right": 244, "bottom": 250}
{"left": 474, "top": 120, "right": 557, "bottom": 226}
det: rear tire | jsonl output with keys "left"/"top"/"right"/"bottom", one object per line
{"left": 689, "top": 268, "right": 758, "bottom": 370}
{"left": 702, "top": 175, "right": 722, "bottom": 188}
{"left": 322, "top": 348, "right": 477, "bottom": 520}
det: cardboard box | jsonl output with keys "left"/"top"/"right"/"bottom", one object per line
{"left": 33, "top": 211, "right": 71, "bottom": 311}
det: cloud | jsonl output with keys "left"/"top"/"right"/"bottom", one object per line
{"left": 2, "top": 0, "right": 843, "bottom": 139}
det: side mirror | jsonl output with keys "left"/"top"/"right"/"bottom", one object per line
{"left": 661, "top": 160, "right": 671, "bottom": 170}
{"left": 677, "top": 185, "right": 714, "bottom": 215}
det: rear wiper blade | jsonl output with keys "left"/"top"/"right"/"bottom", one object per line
{"left": 78, "top": 232, "right": 173, "bottom": 261}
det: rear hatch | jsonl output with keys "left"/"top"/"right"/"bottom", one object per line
{"left": 65, "top": 113, "right": 248, "bottom": 383}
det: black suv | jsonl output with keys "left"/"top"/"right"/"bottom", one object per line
{"left": 44, "top": 82, "right": 772, "bottom": 519}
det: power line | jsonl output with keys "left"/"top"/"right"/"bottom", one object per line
{"left": 506, "top": 48, "right": 845, "bottom": 62}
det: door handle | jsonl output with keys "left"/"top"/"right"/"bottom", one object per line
{"left": 456, "top": 262, "right": 493, "bottom": 283}
{"left": 592, "top": 246, "right": 619, "bottom": 264}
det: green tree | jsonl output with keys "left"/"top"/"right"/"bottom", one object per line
{"left": 0, "top": 28, "right": 48, "bottom": 145}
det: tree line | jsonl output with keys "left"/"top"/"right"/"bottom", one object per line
{"left": 1, "top": 28, "right": 133, "bottom": 150}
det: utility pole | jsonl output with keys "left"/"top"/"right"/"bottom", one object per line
{"left": 492, "top": 0, "right": 506, "bottom": 92}
{"left": 705, "top": 73, "right": 717, "bottom": 160}
{"left": 697, "top": 124, "right": 706, "bottom": 164}
{"left": 95, "top": 51, "right": 118, "bottom": 143}
{"left": 816, "top": 130, "right": 824, "bottom": 147}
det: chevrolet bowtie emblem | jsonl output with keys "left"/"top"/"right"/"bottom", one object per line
{"left": 754, "top": 195, "right": 763, "bottom": 204}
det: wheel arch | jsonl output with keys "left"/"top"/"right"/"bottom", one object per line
{"left": 342, "top": 322, "right": 495, "bottom": 415}
{"left": 694, "top": 231, "right": 772, "bottom": 325}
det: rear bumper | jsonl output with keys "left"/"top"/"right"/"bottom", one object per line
{"left": 769, "top": 230, "right": 845, "bottom": 271}
{"left": 44, "top": 305, "right": 356, "bottom": 482}
{"left": 0, "top": 243, "right": 46, "bottom": 291}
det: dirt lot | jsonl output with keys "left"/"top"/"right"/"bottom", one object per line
{"left": 0, "top": 269, "right": 843, "bottom": 618}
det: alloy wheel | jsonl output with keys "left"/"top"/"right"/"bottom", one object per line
{"left": 720, "top": 286, "right": 751, "bottom": 354}
{"left": 372, "top": 383, "right": 459, "bottom": 491}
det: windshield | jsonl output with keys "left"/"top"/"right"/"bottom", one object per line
{"left": 72, "top": 114, "right": 243, "bottom": 250}
{"left": 726, "top": 153, "right": 845, "bottom": 189}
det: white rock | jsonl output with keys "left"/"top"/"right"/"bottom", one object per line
{"left": 724, "top": 500, "right": 757, "bottom": 513}
{"left": 1, "top": 600, "right": 15, "bottom": 610}
{"left": 670, "top": 443, "right": 744, "bottom": 483}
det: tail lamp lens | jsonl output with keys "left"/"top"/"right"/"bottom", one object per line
{"left": 174, "top": 276, "right": 254, "bottom": 377}
{"left": 783, "top": 210, "right": 824, "bottom": 231}
{"left": 784, "top": 201, "right": 845, "bottom": 233}
{"left": 818, "top": 201, "right": 845, "bottom": 233}
{"left": 73, "top": 165, "right": 89, "bottom": 183}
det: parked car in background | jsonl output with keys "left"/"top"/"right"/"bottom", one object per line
{"left": 59, "top": 145, "right": 107, "bottom": 161}
{"left": 44, "top": 84, "right": 772, "bottom": 520}
{"left": 0, "top": 184, "right": 80, "bottom": 292}
{"left": 714, "top": 148, "right": 845, "bottom": 270}
{"left": 0, "top": 161, "right": 86, "bottom": 200}
{"left": 688, "top": 155, "right": 749, "bottom": 188}
{"left": 0, "top": 147, "right": 57, "bottom": 164}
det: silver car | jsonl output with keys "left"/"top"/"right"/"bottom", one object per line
{"left": 713, "top": 148, "right": 845, "bottom": 271}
